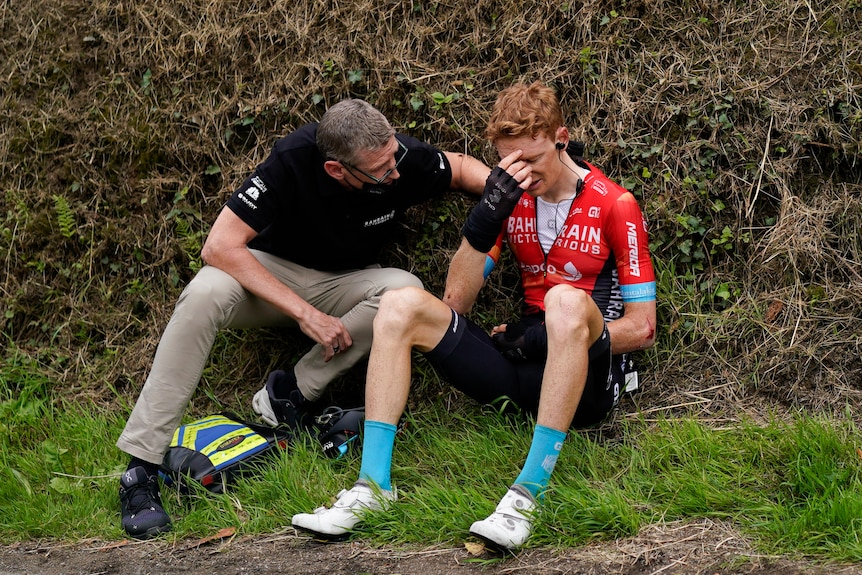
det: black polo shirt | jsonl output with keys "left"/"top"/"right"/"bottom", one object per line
{"left": 225, "top": 123, "right": 453, "bottom": 271}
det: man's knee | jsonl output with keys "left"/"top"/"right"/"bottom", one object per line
{"left": 544, "top": 285, "right": 595, "bottom": 337}
{"left": 176, "top": 267, "right": 240, "bottom": 318}
{"left": 375, "top": 286, "right": 431, "bottom": 329}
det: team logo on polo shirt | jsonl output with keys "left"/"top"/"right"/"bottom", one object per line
{"left": 251, "top": 176, "right": 268, "bottom": 193}
{"left": 364, "top": 210, "right": 396, "bottom": 227}
{"left": 244, "top": 186, "right": 260, "bottom": 201}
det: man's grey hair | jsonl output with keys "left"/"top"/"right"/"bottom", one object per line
{"left": 317, "top": 99, "right": 395, "bottom": 165}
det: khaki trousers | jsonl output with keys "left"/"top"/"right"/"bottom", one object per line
{"left": 116, "top": 250, "right": 422, "bottom": 464}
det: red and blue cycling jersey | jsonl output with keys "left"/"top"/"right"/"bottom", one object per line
{"left": 488, "top": 162, "right": 656, "bottom": 321}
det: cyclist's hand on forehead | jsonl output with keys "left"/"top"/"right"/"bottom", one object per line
{"left": 498, "top": 149, "right": 533, "bottom": 190}
{"left": 461, "top": 149, "right": 531, "bottom": 253}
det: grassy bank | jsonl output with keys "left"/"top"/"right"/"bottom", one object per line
{"left": 1, "top": 0, "right": 860, "bottom": 414}
{"left": 1, "top": 0, "right": 861, "bottom": 567}
{"left": 2, "top": 361, "right": 861, "bottom": 563}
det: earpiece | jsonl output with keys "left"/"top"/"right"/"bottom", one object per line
{"left": 556, "top": 139, "right": 583, "bottom": 190}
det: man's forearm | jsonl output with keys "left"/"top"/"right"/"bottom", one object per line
{"left": 442, "top": 238, "right": 487, "bottom": 314}
{"left": 606, "top": 301, "right": 657, "bottom": 354}
{"left": 206, "top": 246, "right": 314, "bottom": 323}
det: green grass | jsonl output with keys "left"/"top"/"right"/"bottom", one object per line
{"left": 2, "top": 362, "right": 861, "bottom": 562}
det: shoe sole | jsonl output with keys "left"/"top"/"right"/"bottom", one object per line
{"left": 469, "top": 525, "right": 521, "bottom": 554}
{"left": 292, "top": 523, "right": 351, "bottom": 542}
{"left": 127, "top": 523, "right": 172, "bottom": 540}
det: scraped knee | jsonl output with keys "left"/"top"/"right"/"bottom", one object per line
{"left": 375, "top": 286, "right": 433, "bottom": 332}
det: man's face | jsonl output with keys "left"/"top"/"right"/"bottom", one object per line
{"left": 494, "top": 133, "right": 561, "bottom": 198}
{"left": 340, "top": 136, "right": 406, "bottom": 192}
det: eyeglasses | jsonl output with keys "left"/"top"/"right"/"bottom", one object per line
{"left": 342, "top": 139, "right": 408, "bottom": 185}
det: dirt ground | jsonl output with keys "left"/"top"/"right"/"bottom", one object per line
{"left": 2, "top": 519, "right": 860, "bottom": 575}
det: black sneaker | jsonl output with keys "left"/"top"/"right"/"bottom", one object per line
{"left": 119, "top": 466, "right": 172, "bottom": 539}
{"left": 252, "top": 369, "right": 308, "bottom": 428}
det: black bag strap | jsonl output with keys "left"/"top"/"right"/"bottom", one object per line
{"left": 219, "top": 411, "right": 294, "bottom": 444}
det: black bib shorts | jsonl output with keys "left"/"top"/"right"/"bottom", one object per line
{"left": 424, "top": 310, "right": 622, "bottom": 429}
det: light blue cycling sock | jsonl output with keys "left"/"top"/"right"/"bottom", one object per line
{"left": 514, "top": 424, "right": 567, "bottom": 499}
{"left": 358, "top": 420, "right": 398, "bottom": 491}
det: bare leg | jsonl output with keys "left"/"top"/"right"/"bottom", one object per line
{"left": 291, "top": 286, "right": 457, "bottom": 539}
{"left": 470, "top": 285, "right": 608, "bottom": 550}
{"left": 536, "top": 284, "right": 607, "bottom": 431}
{"left": 364, "top": 286, "right": 455, "bottom": 425}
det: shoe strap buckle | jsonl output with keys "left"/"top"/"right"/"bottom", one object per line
{"left": 315, "top": 406, "right": 345, "bottom": 426}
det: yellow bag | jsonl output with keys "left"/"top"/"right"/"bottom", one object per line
{"left": 159, "top": 413, "right": 292, "bottom": 494}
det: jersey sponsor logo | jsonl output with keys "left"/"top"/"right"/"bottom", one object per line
{"left": 561, "top": 261, "right": 583, "bottom": 281}
{"left": 621, "top": 282, "right": 657, "bottom": 302}
{"left": 588, "top": 206, "right": 601, "bottom": 218}
{"left": 555, "top": 236, "right": 602, "bottom": 255}
{"left": 604, "top": 270, "right": 624, "bottom": 321}
{"left": 519, "top": 261, "right": 545, "bottom": 275}
{"left": 508, "top": 216, "right": 537, "bottom": 234}
{"left": 364, "top": 210, "right": 396, "bottom": 227}
{"left": 593, "top": 180, "right": 609, "bottom": 196}
{"left": 626, "top": 221, "right": 641, "bottom": 277}
{"left": 519, "top": 260, "right": 585, "bottom": 282}
{"left": 508, "top": 215, "right": 539, "bottom": 245}
{"left": 563, "top": 224, "right": 600, "bottom": 244}
{"left": 554, "top": 223, "right": 601, "bottom": 255}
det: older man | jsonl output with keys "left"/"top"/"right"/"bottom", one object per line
{"left": 116, "top": 98, "right": 490, "bottom": 539}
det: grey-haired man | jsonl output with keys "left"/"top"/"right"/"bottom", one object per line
{"left": 116, "top": 98, "right": 490, "bottom": 539}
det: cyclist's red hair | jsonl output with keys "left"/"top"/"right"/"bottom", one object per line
{"left": 485, "top": 82, "right": 564, "bottom": 143}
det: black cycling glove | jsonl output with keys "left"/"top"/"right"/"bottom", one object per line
{"left": 492, "top": 322, "right": 548, "bottom": 362}
{"left": 462, "top": 166, "right": 526, "bottom": 253}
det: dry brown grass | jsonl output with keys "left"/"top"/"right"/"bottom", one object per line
{"left": 1, "top": 0, "right": 860, "bottom": 419}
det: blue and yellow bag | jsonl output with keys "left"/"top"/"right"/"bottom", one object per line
{"left": 159, "top": 413, "right": 292, "bottom": 494}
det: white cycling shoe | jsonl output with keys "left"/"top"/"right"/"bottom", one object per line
{"left": 292, "top": 480, "right": 396, "bottom": 539}
{"left": 469, "top": 485, "right": 536, "bottom": 551}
